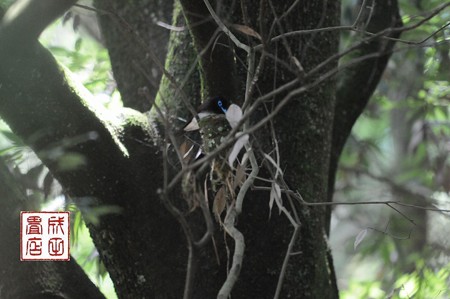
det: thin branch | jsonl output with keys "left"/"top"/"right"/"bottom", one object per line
{"left": 251, "top": 186, "right": 450, "bottom": 213}
{"left": 305, "top": 200, "right": 450, "bottom": 213}
{"left": 341, "top": 166, "right": 432, "bottom": 201}
{"left": 352, "top": 0, "right": 369, "bottom": 27}
{"left": 386, "top": 203, "right": 416, "bottom": 226}
{"left": 361, "top": 21, "right": 450, "bottom": 45}
{"left": 236, "top": 146, "right": 258, "bottom": 213}
{"left": 260, "top": 2, "right": 450, "bottom": 47}
{"left": 165, "top": 46, "right": 402, "bottom": 192}
{"left": 217, "top": 131, "right": 259, "bottom": 297}
{"left": 183, "top": 244, "right": 196, "bottom": 299}
{"left": 217, "top": 207, "right": 244, "bottom": 299}
{"left": 244, "top": 48, "right": 256, "bottom": 106}
{"left": 274, "top": 225, "right": 299, "bottom": 299}
{"left": 194, "top": 190, "right": 214, "bottom": 248}
{"left": 0, "top": 0, "right": 77, "bottom": 43}
{"left": 368, "top": 225, "right": 414, "bottom": 241}
{"left": 203, "top": 0, "right": 250, "bottom": 53}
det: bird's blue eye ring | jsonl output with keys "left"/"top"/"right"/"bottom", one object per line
{"left": 217, "top": 100, "right": 227, "bottom": 113}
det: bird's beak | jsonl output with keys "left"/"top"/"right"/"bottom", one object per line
{"left": 183, "top": 117, "right": 200, "bottom": 131}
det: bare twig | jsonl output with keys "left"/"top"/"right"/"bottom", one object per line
{"left": 368, "top": 224, "right": 414, "bottom": 241}
{"left": 203, "top": 0, "right": 250, "bottom": 53}
{"left": 253, "top": 186, "right": 450, "bottom": 213}
{"left": 165, "top": 46, "right": 400, "bottom": 192}
{"left": 217, "top": 207, "right": 245, "bottom": 299}
{"left": 274, "top": 224, "right": 300, "bottom": 299}
{"left": 352, "top": 0, "right": 369, "bottom": 27}
{"left": 261, "top": 2, "right": 450, "bottom": 47}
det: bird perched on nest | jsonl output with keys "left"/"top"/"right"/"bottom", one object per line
{"left": 181, "top": 96, "right": 247, "bottom": 219}
{"left": 184, "top": 96, "right": 232, "bottom": 132}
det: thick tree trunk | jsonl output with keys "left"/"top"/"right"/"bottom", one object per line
{"left": 0, "top": 2, "right": 187, "bottom": 298}
{"left": 157, "top": 0, "right": 341, "bottom": 297}
{"left": 94, "top": 0, "right": 173, "bottom": 111}
{"left": 0, "top": 0, "right": 403, "bottom": 298}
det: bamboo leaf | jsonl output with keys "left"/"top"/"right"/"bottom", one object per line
{"left": 263, "top": 153, "right": 284, "bottom": 177}
{"left": 213, "top": 186, "right": 227, "bottom": 222}
{"left": 269, "top": 182, "right": 283, "bottom": 215}
{"left": 354, "top": 228, "right": 368, "bottom": 250}
{"left": 228, "top": 133, "right": 249, "bottom": 167}
{"left": 43, "top": 171, "right": 54, "bottom": 199}
{"left": 231, "top": 24, "right": 262, "bottom": 40}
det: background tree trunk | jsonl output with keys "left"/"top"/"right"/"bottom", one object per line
{"left": 94, "top": 0, "right": 173, "bottom": 111}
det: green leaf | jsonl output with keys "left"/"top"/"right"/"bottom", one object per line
{"left": 57, "top": 152, "right": 87, "bottom": 171}
{"left": 74, "top": 37, "right": 83, "bottom": 52}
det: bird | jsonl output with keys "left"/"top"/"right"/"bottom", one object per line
{"left": 181, "top": 96, "right": 234, "bottom": 162}
{"left": 182, "top": 96, "right": 244, "bottom": 162}
{"left": 180, "top": 96, "right": 246, "bottom": 220}
{"left": 183, "top": 96, "right": 232, "bottom": 132}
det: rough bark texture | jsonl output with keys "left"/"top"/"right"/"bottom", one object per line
{"left": 247, "top": 2, "right": 340, "bottom": 297}
{"left": 154, "top": 1, "right": 202, "bottom": 123}
{"left": 94, "top": 0, "right": 173, "bottom": 111}
{"left": 176, "top": 1, "right": 341, "bottom": 297}
{"left": 0, "top": 2, "right": 187, "bottom": 298}
{"left": 0, "top": 0, "right": 403, "bottom": 298}
{"left": 179, "top": 0, "right": 237, "bottom": 101}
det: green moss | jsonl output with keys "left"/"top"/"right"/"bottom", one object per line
{"left": 153, "top": 1, "right": 201, "bottom": 124}
{"left": 60, "top": 64, "right": 130, "bottom": 158}
{"left": 118, "top": 108, "right": 150, "bottom": 128}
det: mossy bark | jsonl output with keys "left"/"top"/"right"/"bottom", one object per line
{"left": 153, "top": 1, "right": 202, "bottom": 124}
{"left": 0, "top": 0, "right": 403, "bottom": 298}
{"left": 173, "top": 1, "right": 341, "bottom": 297}
{"left": 0, "top": 2, "right": 186, "bottom": 298}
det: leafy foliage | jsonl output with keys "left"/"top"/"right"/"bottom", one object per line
{"left": 341, "top": 261, "right": 450, "bottom": 299}
{"left": 334, "top": 0, "right": 450, "bottom": 296}
{"left": 0, "top": 12, "right": 119, "bottom": 299}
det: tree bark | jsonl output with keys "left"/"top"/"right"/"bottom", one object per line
{"left": 0, "top": 2, "right": 187, "bottom": 298}
{"left": 94, "top": 0, "right": 174, "bottom": 111}
{"left": 174, "top": 1, "right": 341, "bottom": 297}
{"left": 0, "top": 0, "right": 405, "bottom": 298}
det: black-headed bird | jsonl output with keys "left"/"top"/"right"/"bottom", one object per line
{"left": 181, "top": 96, "right": 247, "bottom": 220}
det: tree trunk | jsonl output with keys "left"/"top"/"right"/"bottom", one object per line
{"left": 94, "top": 0, "right": 173, "bottom": 111}
{"left": 0, "top": 0, "right": 403, "bottom": 298}
{"left": 150, "top": 0, "right": 341, "bottom": 297}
